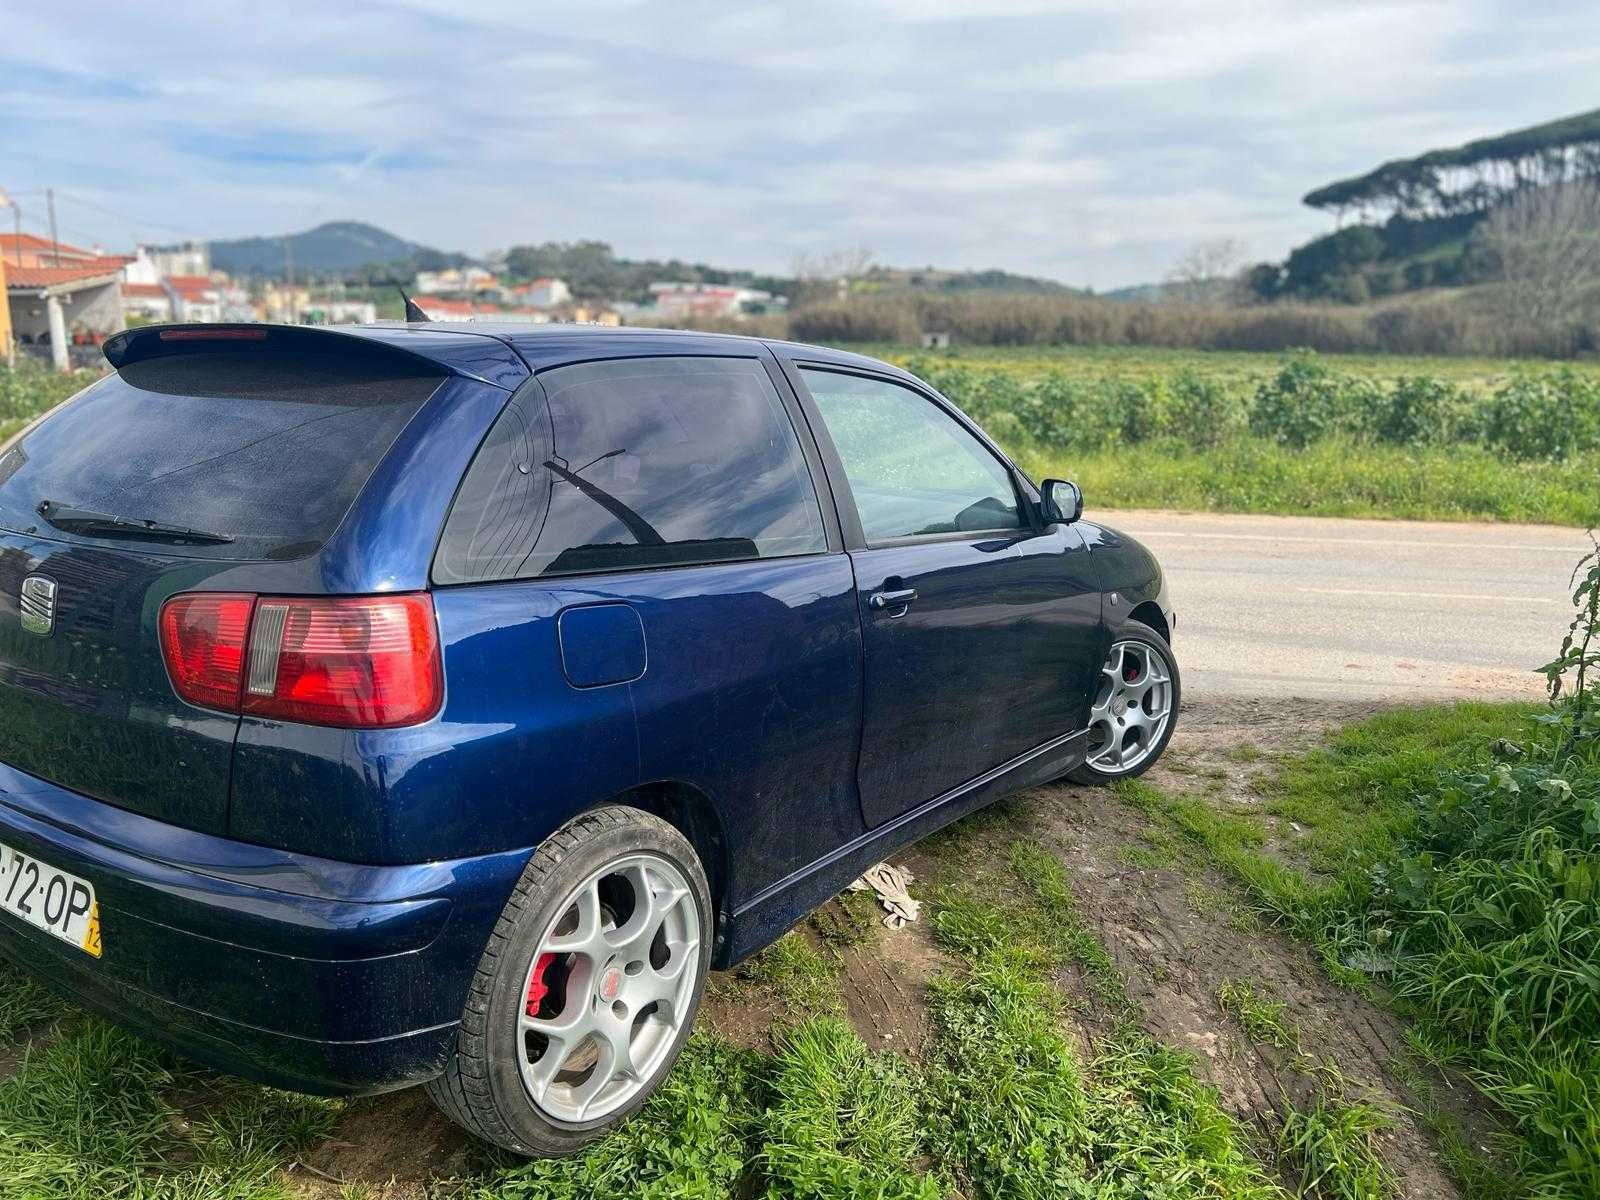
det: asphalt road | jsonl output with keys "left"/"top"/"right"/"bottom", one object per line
{"left": 1096, "top": 509, "right": 1595, "bottom": 701}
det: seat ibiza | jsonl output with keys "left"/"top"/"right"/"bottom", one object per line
{"left": 0, "top": 322, "right": 1177, "bottom": 1155}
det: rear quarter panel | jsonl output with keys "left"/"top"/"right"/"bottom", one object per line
{"left": 227, "top": 556, "right": 866, "bottom": 892}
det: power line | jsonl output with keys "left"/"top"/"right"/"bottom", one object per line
{"left": 54, "top": 190, "right": 196, "bottom": 238}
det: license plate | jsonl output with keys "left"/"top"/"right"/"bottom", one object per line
{"left": 0, "top": 842, "right": 101, "bottom": 958}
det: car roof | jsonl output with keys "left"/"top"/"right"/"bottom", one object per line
{"left": 347, "top": 321, "right": 916, "bottom": 382}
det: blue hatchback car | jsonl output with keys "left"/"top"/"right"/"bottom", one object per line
{"left": 0, "top": 321, "right": 1176, "bottom": 1155}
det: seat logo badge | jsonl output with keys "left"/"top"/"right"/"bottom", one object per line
{"left": 19, "top": 576, "right": 57, "bottom": 637}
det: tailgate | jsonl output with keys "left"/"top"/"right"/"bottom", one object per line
{"left": 0, "top": 533, "right": 238, "bottom": 834}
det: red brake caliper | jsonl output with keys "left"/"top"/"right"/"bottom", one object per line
{"left": 525, "top": 952, "right": 557, "bottom": 1018}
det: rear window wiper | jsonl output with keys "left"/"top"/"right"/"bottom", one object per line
{"left": 35, "top": 500, "right": 235, "bottom": 546}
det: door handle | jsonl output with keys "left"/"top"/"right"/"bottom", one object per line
{"left": 868, "top": 587, "right": 918, "bottom": 614}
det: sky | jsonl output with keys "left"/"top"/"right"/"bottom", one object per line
{"left": 5, "top": 1, "right": 1600, "bottom": 289}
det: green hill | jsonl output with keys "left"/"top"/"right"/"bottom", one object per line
{"left": 208, "top": 221, "right": 470, "bottom": 279}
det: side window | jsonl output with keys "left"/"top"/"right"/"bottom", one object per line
{"left": 435, "top": 357, "right": 827, "bottom": 583}
{"left": 800, "top": 369, "right": 1022, "bottom": 544}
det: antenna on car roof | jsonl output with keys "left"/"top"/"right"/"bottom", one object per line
{"left": 396, "top": 285, "right": 431, "bottom": 323}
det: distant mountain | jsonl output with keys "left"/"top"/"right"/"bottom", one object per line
{"left": 208, "top": 221, "right": 471, "bottom": 278}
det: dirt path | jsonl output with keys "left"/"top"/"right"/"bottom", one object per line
{"left": 1007, "top": 696, "right": 1471, "bottom": 1198}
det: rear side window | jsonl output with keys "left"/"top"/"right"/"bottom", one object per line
{"left": 0, "top": 351, "right": 442, "bottom": 560}
{"left": 435, "top": 356, "right": 826, "bottom": 583}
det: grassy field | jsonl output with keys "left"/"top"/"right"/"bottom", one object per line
{"left": 872, "top": 343, "right": 1600, "bottom": 393}
{"left": 868, "top": 345, "right": 1600, "bottom": 526}
{"left": 1119, "top": 688, "right": 1600, "bottom": 1195}
{"left": 5, "top": 345, "right": 1599, "bottom": 526}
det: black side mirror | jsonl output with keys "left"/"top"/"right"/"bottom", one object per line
{"left": 1040, "top": 478, "right": 1083, "bottom": 524}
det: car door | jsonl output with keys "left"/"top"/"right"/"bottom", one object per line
{"left": 787, "top": 364, "right": 1103, "bottom": 829}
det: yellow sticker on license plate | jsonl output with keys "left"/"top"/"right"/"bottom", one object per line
{"left": 0, "top": 842, "right": 101, "bottom": 958}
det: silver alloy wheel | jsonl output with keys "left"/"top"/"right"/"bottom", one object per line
{"left": 517, "top": 852, "right": 702, "bottom": 1125}
{"left": 1085, "top": 639, "right": 1175, "bottom": 775}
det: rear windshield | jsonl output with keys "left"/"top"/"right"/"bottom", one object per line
{"left": 0, "top": 351, "right": 442, "bottom": 560}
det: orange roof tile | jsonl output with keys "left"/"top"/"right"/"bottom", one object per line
{"left": 5, "top": 263, "right": 123, "bottom": 289}
{"left": 0, "top": 232, "right": 98, "bottom": 259}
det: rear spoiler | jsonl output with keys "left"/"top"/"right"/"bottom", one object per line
{"left": 101, "top": 323, "right": 528, "bottom": 390}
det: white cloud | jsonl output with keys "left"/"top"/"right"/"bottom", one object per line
{"left": 6, "top": 1, "right": 1600, "bottom": 285}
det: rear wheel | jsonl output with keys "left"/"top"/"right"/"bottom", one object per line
{"left": 1067, "top": 620, "right": 1180, "bottom": 784}
{"left": 427, "top": 806, "right": 711, "bottom": 1157}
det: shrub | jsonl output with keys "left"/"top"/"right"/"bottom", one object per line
{"left": 1483, "top": 370, "right": 1600, "bottom": 461}
{"left": 1162, "top": 369, "right": 1244, "bottom": 449}
{"left": 1250, "top": 355, "right": 1349, "bottom": 447}
{"left": 1377, "top": 375, "right": 1472, "bottom": 446}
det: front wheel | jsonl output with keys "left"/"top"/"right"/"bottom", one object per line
{"left": 1067, "top": 620, "right": 1180, "bottom": 784}
{"left": 427, "top": 806, "right": 712, "bottom": 1157}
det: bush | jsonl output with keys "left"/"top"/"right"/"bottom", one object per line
{"left": 1377, "top": 375, "right": 1473, "bottom": 446}
{"left": 1483, "top": 370, "right": 1600, "bottom": 461}
{"left": 0, "top": 362, "right": 96, "bottom": 424}
{"left": 1165, "top": 370, "right": 1249, "bottom": 449}
{"left": 1250, "top": 355, "right": 1352, "bottom": 447}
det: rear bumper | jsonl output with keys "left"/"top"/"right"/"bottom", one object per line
{"left": 0, "top": 759, "right": 531, "bottom": 1095}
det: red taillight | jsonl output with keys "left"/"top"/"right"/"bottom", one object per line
{"left": 158, "top": 593, "right": 442, "bottom": 729}
{"left": 159, "top": 594, "right": 254, "bottom": 712}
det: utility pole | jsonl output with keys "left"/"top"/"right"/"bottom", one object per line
{"left": 47, "top": 189, "right": 60, "bottom": 266}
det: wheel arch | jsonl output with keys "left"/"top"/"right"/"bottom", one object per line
{"left": 594, "top": 781, "right": 730, "bottom": 938}
{"left": 1126, "top": 600, "right": 1169, "bottom": 643}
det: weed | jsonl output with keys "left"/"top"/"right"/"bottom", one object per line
{"left": 737, "top": 932, "right": 841, "bottom": 1012}
{"left": 1388, "top": 1052, "right": 1517, "bottom": 1200}
{"left": 925, "top": 839, "right": 1290, "bottom": 1198}
{"left": 808, "top": 890, "right": 881, "bottom": 951}
{"left": 760, "top": 1017, "right": 938, "bottom": 1200}
{"left": 1278, "top": 1095, "right": 1399, "bottom": 1200}
{"left": 1217, "top": 978, "right": 1300, "bottom": 1051}
{"left": 0, "top": 1018, "right": 333, "bottom": 1200}
{"left": 1115, "top": 843, "right": 1172, "bottom": 870}
{"left": 0, "top": 956, "right": 68, "bottom": 1044}
{"left": 473, "top": 1035, "right": 764, "bottom": 1200}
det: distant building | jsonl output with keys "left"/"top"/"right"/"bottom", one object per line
{"left": 513, "top": 277, "right": 572, "bottom": 309}
{"left": 1, "top": 232, "right": 131, "bottom": 274}
{"left": 138, "top": 241, "right": 210, "bottom": 280}
{"left": 122, "top": 282, "right": 173, "bottom": 323}
{"left": 647, "top": 281, "right": 771, "bottom": 320}
{"left": 6, "top": 261, "right": 126, "bottom": 370}
{"left": 307, "top": 300, "right": 377, "bottom": 325}
{"left": 260, "top": 283, "right": 312, "bottom": 324}
{"left": 162, "top": 275, "right": 223, "bottom": 323}
{"left": 414, "top": 266, "right": 494, "bottom": 295}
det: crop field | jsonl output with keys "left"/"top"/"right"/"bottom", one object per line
{"left": 865, "top": 346, "right": 1600, "bottom": 527}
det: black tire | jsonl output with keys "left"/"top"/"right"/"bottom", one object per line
{"left": 1066, "top": 618, "right": 1181, "bottom": 785}
{"left": 425, "top": 806, "right": 713, "bottom": 1157}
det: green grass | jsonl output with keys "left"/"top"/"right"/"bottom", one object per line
{"left": 1125, "top": 700, "right": 1600, "bottom": 1197}
{"left": 869, "top": 343, "right": 1600, "bottom": 394}
{"left": 1278, "top": 1095, "right": 1400, "bottom": 1200}
{"left": 925, "top": 841, "right": 1288, "bottom": 1199}
{"left": 1217, "top": 978, "right": 1300, "bottom": 1052}
{"left": 0, "top": 971, "right": 68, "bottom": 1045}
{"left": 469, "top": 1034, "right": 765, "bottom": 1200}
{"left": 0, "top": 1018, "right": 332, "bottom": 1200}
{"left": 761, "top": 1018, "right": 939, "bottom": 1199}
{"left": 1024, "top": 438, "right": 1600, "bottom": 526}
{"left": 863, "top": 344, "right": 1600, "bottom": 525}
